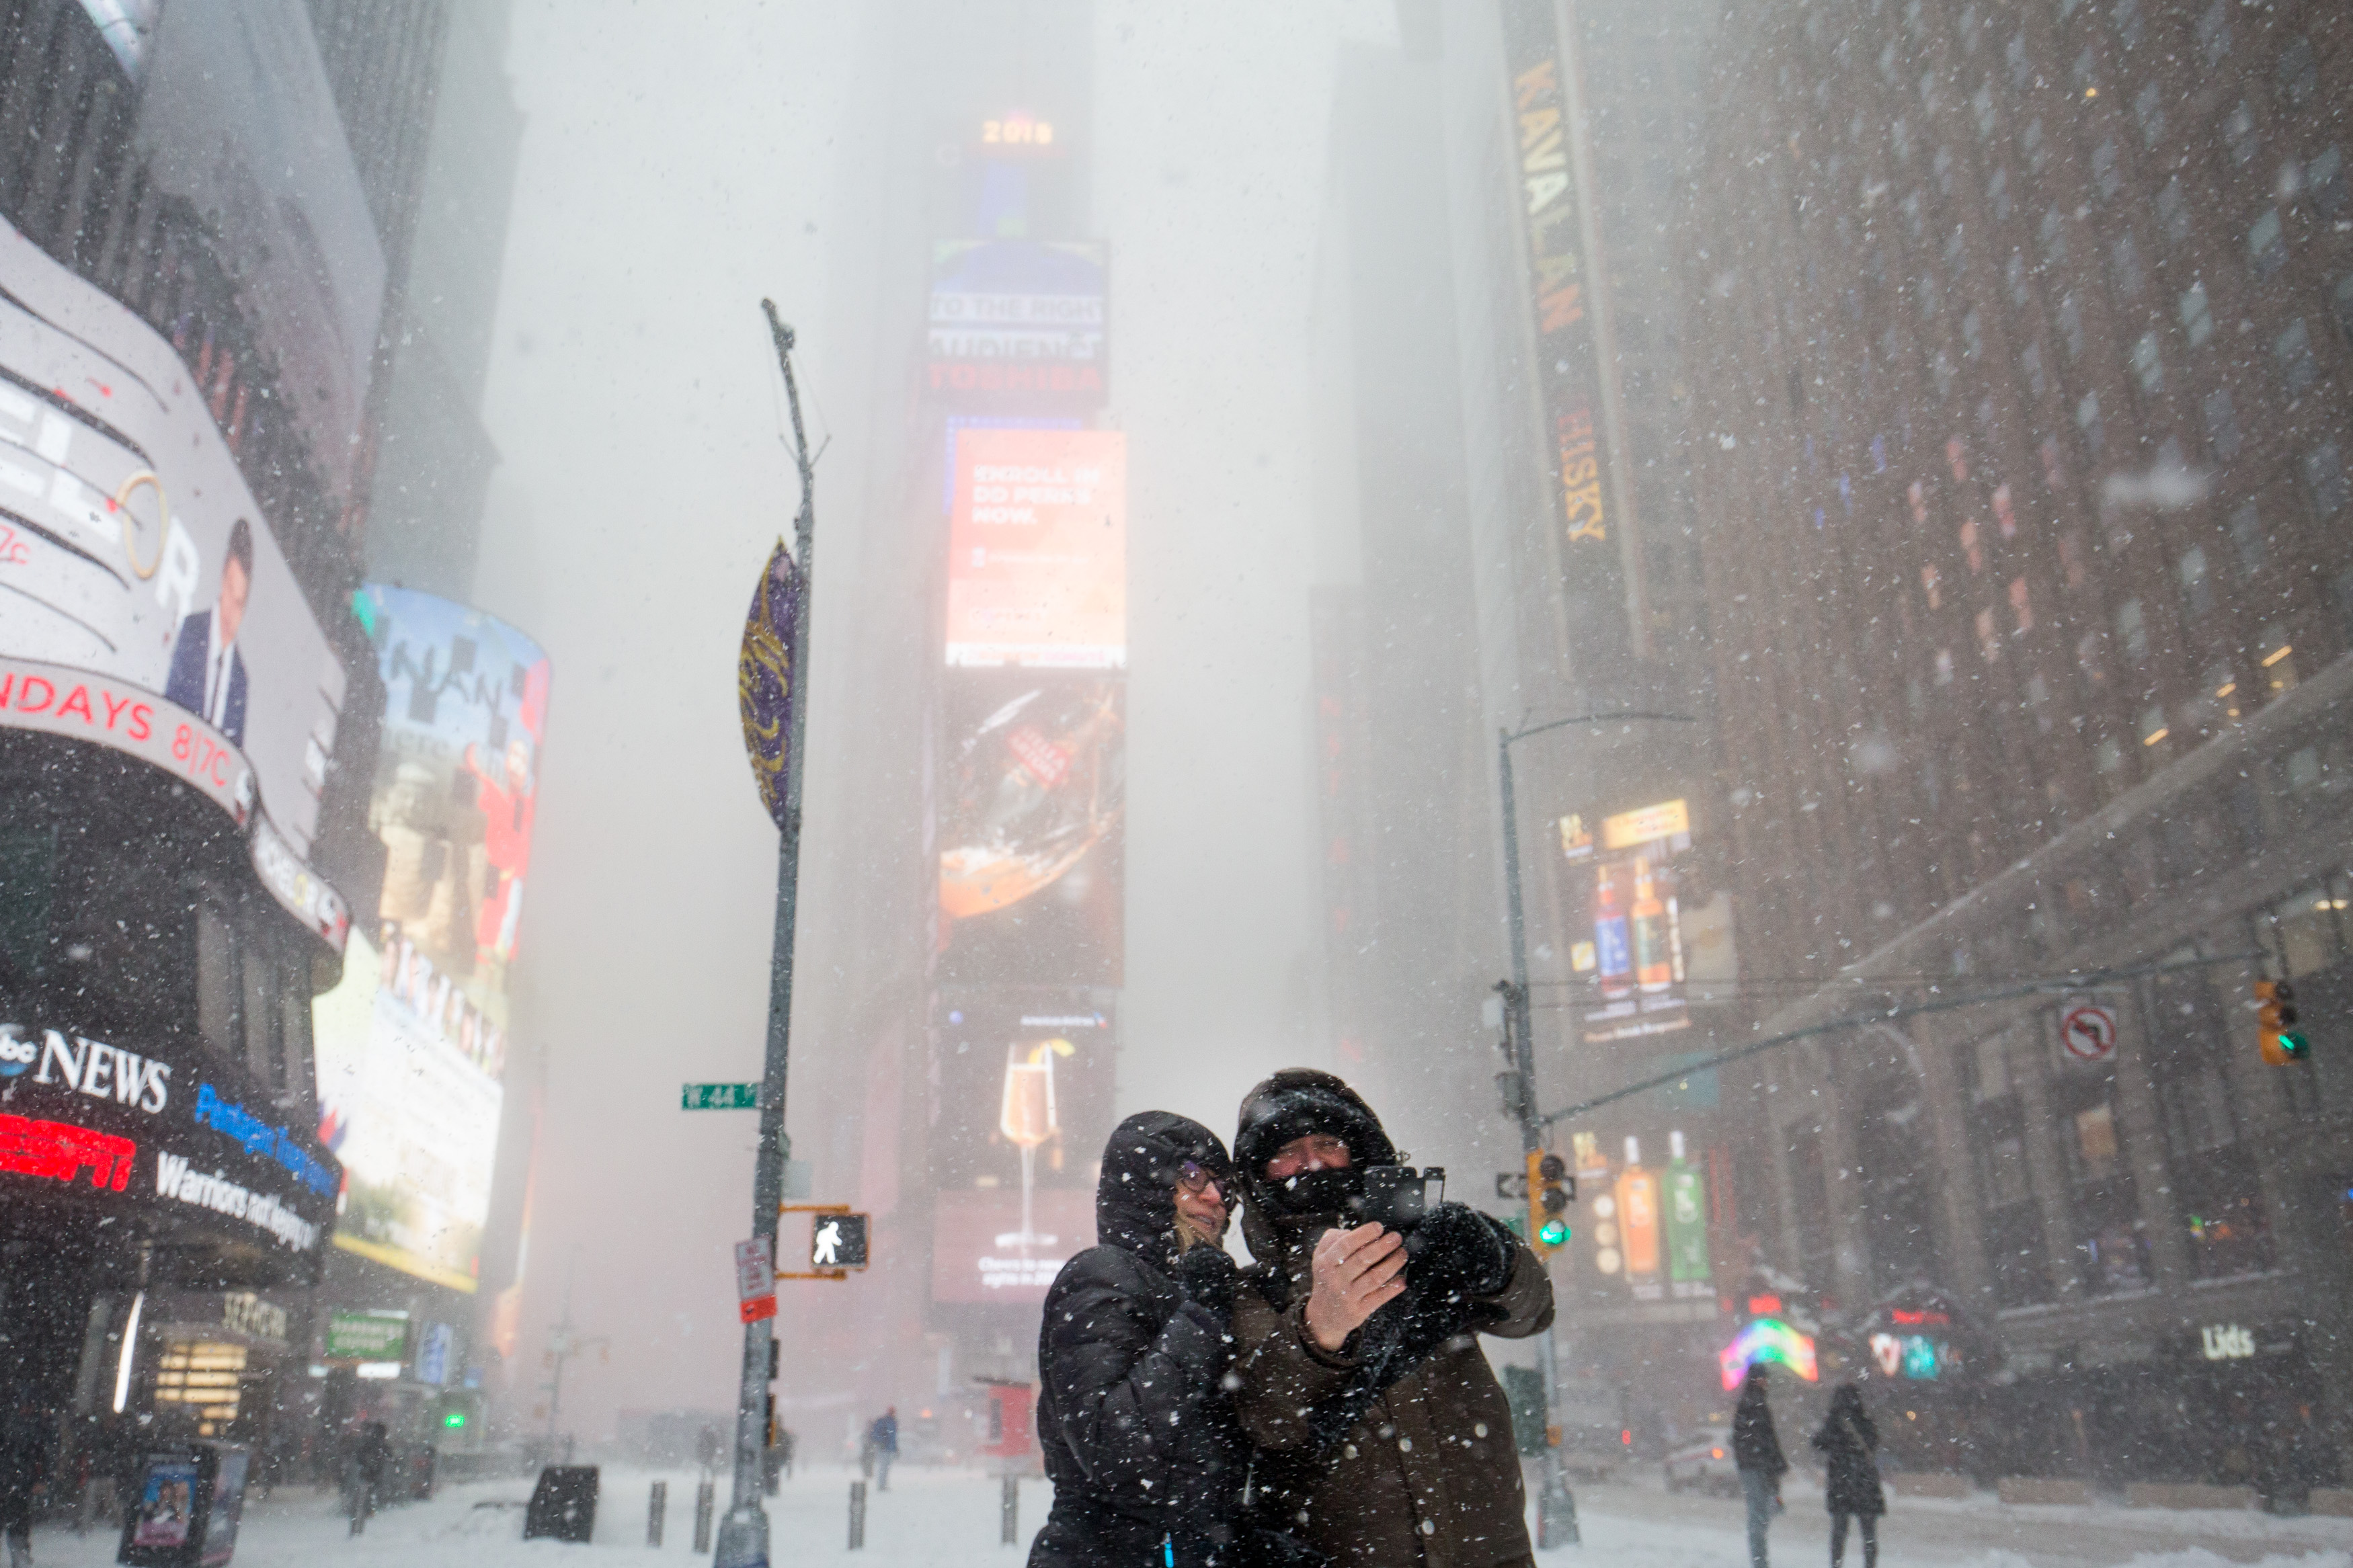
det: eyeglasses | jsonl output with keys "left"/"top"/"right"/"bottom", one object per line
{"left": 1176, "top": 1161, "right": 1224, "bottom": 1197}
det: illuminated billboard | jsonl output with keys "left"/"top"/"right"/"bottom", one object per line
{"left": 0, "top": 218, "right": 350, "bottom": 944}
{"left": 313, "top": 588, "right": 551, "bottom": 1292}
{"left": 1558, "top": 798, "right": 1726, "bottom": 1043}
{"left": 947, "top": 428, "right": 1125, "bottom": 670}
{"left": 928, "top": 996, "right": 1117, "bottom": 1307}
{"left": 926, "top": 239, "right": 1107, "bottom": 405}
{"left": 938, "top": 673, "right": 1124, "bottom": 987}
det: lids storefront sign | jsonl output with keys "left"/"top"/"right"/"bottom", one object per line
{"left": 2201, "top": 1324, "right": 2257, "bottom": 1361}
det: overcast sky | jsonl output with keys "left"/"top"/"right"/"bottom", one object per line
{"left": 467, "top": 1, "right": 1396, "bottom": 1436}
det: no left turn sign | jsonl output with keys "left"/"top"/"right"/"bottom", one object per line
{"left": 2061, "top": 1002, "right": 2119, "bottom": 1062}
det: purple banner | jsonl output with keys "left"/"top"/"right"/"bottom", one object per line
{"left": 737, "top": 541, "right": 801, "bottom": 829}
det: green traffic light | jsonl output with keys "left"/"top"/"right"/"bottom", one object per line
{"left": 442, "top": 1411, "right": 467, "bottom": 1429}
{"left": 2280, "top": 1031, "right": 2311, "bottom": 1059}
{"left": 1538, "top": 1218, "right": 1570, "bottom": 1247}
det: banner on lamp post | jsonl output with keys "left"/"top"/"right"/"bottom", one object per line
{"left": 737, "top": 541, "right": 801, "bottom": 829}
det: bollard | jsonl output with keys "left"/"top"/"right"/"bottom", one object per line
{"left": 692, "top": 1477, "right": 715, "bottom": 1553}
{"left": 1000, "top": 1476, "right": 1019, "bottom": 1545}
{"left": 848, "top": 1479, "right": 867, "bottom": 1549}
{"left": 647, "top": 1479, "right": 666, "bottom": 1547}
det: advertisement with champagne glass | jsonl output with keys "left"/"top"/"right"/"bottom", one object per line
{"left": 927, "top": 993, "right": 1117, "bottom": 1306}
{"left": 1557, "top": 798, "right": 1711, "bottom": 1044}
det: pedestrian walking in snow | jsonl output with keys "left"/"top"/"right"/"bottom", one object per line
{"left": 1031, "top": 1112, "right": 1261, "bottom": 1568}
{"left": 1810, "top": 1383, "right": 1885, "bottom": 1568}
{"left": 1228, "top": 1069, "right": 1554, "bottom": 1568}
{"left": 0, "top": 1405, "right": 47, "bottom": 1568}
{"left": 867, "top": 1409, "right": 898, "bottom": 1491}
{"left": 1733, "top": 1364, "right": 1789, "bottom": 1568}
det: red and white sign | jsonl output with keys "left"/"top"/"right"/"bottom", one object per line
{"left": 734, "top": 1237, "right": 776, "bottom": 1323}
{"left": 2061, "top": 1003, "right": 2120, "bottom": 1063}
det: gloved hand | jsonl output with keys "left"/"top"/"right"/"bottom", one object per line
{"left": 1175, "top": 1244, "right": 1240, "bottom": 1319}
{"left": 1411, "top": 1202, "right": 1515, "bottom": 1299}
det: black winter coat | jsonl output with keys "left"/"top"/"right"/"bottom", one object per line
{"left": 1732, "top": 1387, "right": 1787, "bottom": 1477}
{"left": 1810, "top": 1400, "right": 1884, "bottom": 1517}
{"left": 1031, "top": 1112, "right": 1248, "bottom": 1568}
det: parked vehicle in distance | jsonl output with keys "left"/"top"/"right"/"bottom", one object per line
{"left": 1663, "top": 1426, "right": 1739, "bottom": 1495}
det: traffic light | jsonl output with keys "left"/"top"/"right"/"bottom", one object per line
{"left": 2257, "top": 979, "right": 2309, "bottom": 1064}
{"left": 1527, "top": 1149, "right": 1573, "bottom": 1252}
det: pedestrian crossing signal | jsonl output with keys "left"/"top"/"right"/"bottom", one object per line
{"left": 812, "top": 1212, "right": 870, "bottom": 1270}
{"left": 2257, "top": 980, "right": 2309, "bottom": 1065}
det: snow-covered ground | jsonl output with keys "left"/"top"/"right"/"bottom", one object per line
{"left": 24, "top": 1463, "right": 2353, "bottom": 1567}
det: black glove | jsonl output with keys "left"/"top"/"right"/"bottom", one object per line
{"left": 1412, "top": 1203, "right": 1515, "bottom": 1299}
{"left": 1175, "top": 1244, "right": 1240, "bottom": 1319}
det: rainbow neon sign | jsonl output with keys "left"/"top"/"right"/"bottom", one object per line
{"left": 1720, "top": 1317, "right": 1820, "bottom": 1391}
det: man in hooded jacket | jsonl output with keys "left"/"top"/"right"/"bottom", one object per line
{"left": 1230, "top": 1069, "right": 1553, "bottom": 1568}
{"left": 1031, "top": 1112, "right": 1253, "bottom": 1568}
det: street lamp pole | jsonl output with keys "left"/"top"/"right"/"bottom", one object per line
{"left": 1495, "top": 710, "right": 1693, "bottom": 1549}
{"left": 714, "top": 302, "right": 821, "bottom": 1568}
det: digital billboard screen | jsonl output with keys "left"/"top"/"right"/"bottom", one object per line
{"left": 926, "top": 239, "right": 1106, "bottom": 405}
{"left": 937, "top": 673, "right": 1123, "bottom": 987}
{"left": 928, "top": 996, "right": 1117, "bottom": 1307}
{"left": 0, "top": 217, "right": 350, "bottom": 940}
{"left": 946, "top": 428, "right": 1125, "bottom": 671}
{"left": 1558, "top": 798, "right": 1700, "bottom": 1044}
{"left": 313, "top": 587, "right": 551, "bottom": 1292}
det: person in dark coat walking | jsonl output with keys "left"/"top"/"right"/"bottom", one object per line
{"left": 1031, "top": 1112, "right": 1252, "bottom": 1568}
{"left": 1732, "top": 1364, "right": 1789, "bottom": 1568}
{"left": 0, "top": 1404, "right": 46, "bottom": 1568}
{"left": 1810, "top": 1383, "right": 1885, "bottom": 1568}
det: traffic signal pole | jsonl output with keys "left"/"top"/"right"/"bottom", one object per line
{"left": 1494, "top": 711, "right": 1694, "bottom": 1549}
{"left": 714, "top": 303, "right": 820, "bottom": 1568}
{"left": 1497, "top": 727, "right": 1579, "bottom": 1549}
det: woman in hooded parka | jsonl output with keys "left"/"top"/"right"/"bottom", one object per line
{"left": 1030, "top": 1112, "right": 1253, "bottom": 1568}
{"left": 1810, "top": 1382, "right": 1886, "bottom": 1568}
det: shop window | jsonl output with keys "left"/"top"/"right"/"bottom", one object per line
{"left": 1993, "top": 484, "right": 2018, "bottom": 538}
{"left": 2181, "top": 280, "right": 2214, "bottom": 347}
{"left": 2058, "top": 292, "right": 2084, "bottom": 360}
{"left": 2203, "top": 388, "right": 2241, "bottom": 460}
{"left": 2223, "top": 100, "right": 2259, "bottom": 167}
{"left": 2111, "top": 233, "right": 2144, "bottom": 298}
{"left": 2196, "top": 0, "right": 2229, "bottom": 65}
{"left": 2021, "top": 337, "right": 2046, "bottom": 395}
{"left": 2009, "top": 251, "right": 2032, "bottom": 309}
{"left": 1973, "top": 83, "right": 1997, "bottom": 138}
{"left": 2311, "top": 147, "right": 2346, "bottom": 221}
{"left": 1977, "top": 607, "right": 2001, "bottom": 661}
{"left": 2132, "top": 80, "right": 2164, "bottom": 146}
{"left": 2229, "top": 501, "right": 2267, "bottom": 577}
{"left": 1962, "top": 308, "right": 1985, "bottom": 360}
{"left": 2011, "top": 576, "right": 2034, "bottom": 632}
{"left": 1989, "top": 166, "right": 2012, "bottom": 221}
{"left": 2274, "top": 319, "right": 2317, "bottom": 396}
{"left": 1921, "top": 564, "right": 1943, "bottom": 610}
{"left": 2040, "top": 207, "right": 2069, "bottom": 267}
{"left": 2306, "top": 442, "right": 2347, "bottom": 518}
{"left": 2117, "top": 598, "right": 2148, "bottom": 659}
{"left": 2025, "top": 116, "right": 2048, "bottom": 175}
{"left": 1934, "top": 146, "right": 1956, "bottom": 198}
{"left": 2076, "top": 390, "right": 2104, "bottom": 456}
{"left": 153, "top": 1340, "right": 248, "bottom": 1438}
{"left": 2157, "top": 177, "right": 2190, "bottom": 246}
{"left": 2276, "top": 35, "right": 2316, "bottom": 112}
{"left": 2131, "top": 332, "right": 2164, "bottom": 395}
{"left": 2179, "top": 546, "right": 2213, "bottom": 616}
{"left": 2248, "top": 208, "right": 2285, "bottom": 278}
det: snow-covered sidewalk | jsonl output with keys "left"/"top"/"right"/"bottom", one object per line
{"left": 26, "top": 1463, "right": 2353, "bottom": 1567}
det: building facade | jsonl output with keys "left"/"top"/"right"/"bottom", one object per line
{"left": 1683, "top": 0, "right": 2353, "bottom": 1483}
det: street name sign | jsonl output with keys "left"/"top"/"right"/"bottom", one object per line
{"left": 682, "top": 1082, "right": 758, "bottom": 1110}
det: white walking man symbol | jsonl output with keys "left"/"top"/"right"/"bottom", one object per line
{"left": 813, "top": 1219, "right": 843, "bottom": 1268}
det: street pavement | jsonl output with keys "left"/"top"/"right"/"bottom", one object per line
{"left": 24, "top": 1462, "right": 2353, "bottom": 1566}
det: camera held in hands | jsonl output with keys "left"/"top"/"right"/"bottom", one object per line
{"left": 1351, "top": 1165, "right": 1445, "bottom": 1230}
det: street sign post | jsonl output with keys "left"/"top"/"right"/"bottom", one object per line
{"left": 733, "top": 1239, "right": 776, "bottom": 1323}
{"left": 684, "top": 1083, "right": 760, "bottom": 1111}
{"left": 2060, "top": 1002, "right": 2119, "bottom": 1063}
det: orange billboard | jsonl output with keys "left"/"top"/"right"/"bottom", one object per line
{"left": 947, "top": 429, "right": 1126, "bottom": 669}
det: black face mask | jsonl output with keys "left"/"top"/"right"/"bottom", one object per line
{"left": 1266, "top": 1165, "right": 1362, "bottom": 1219}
